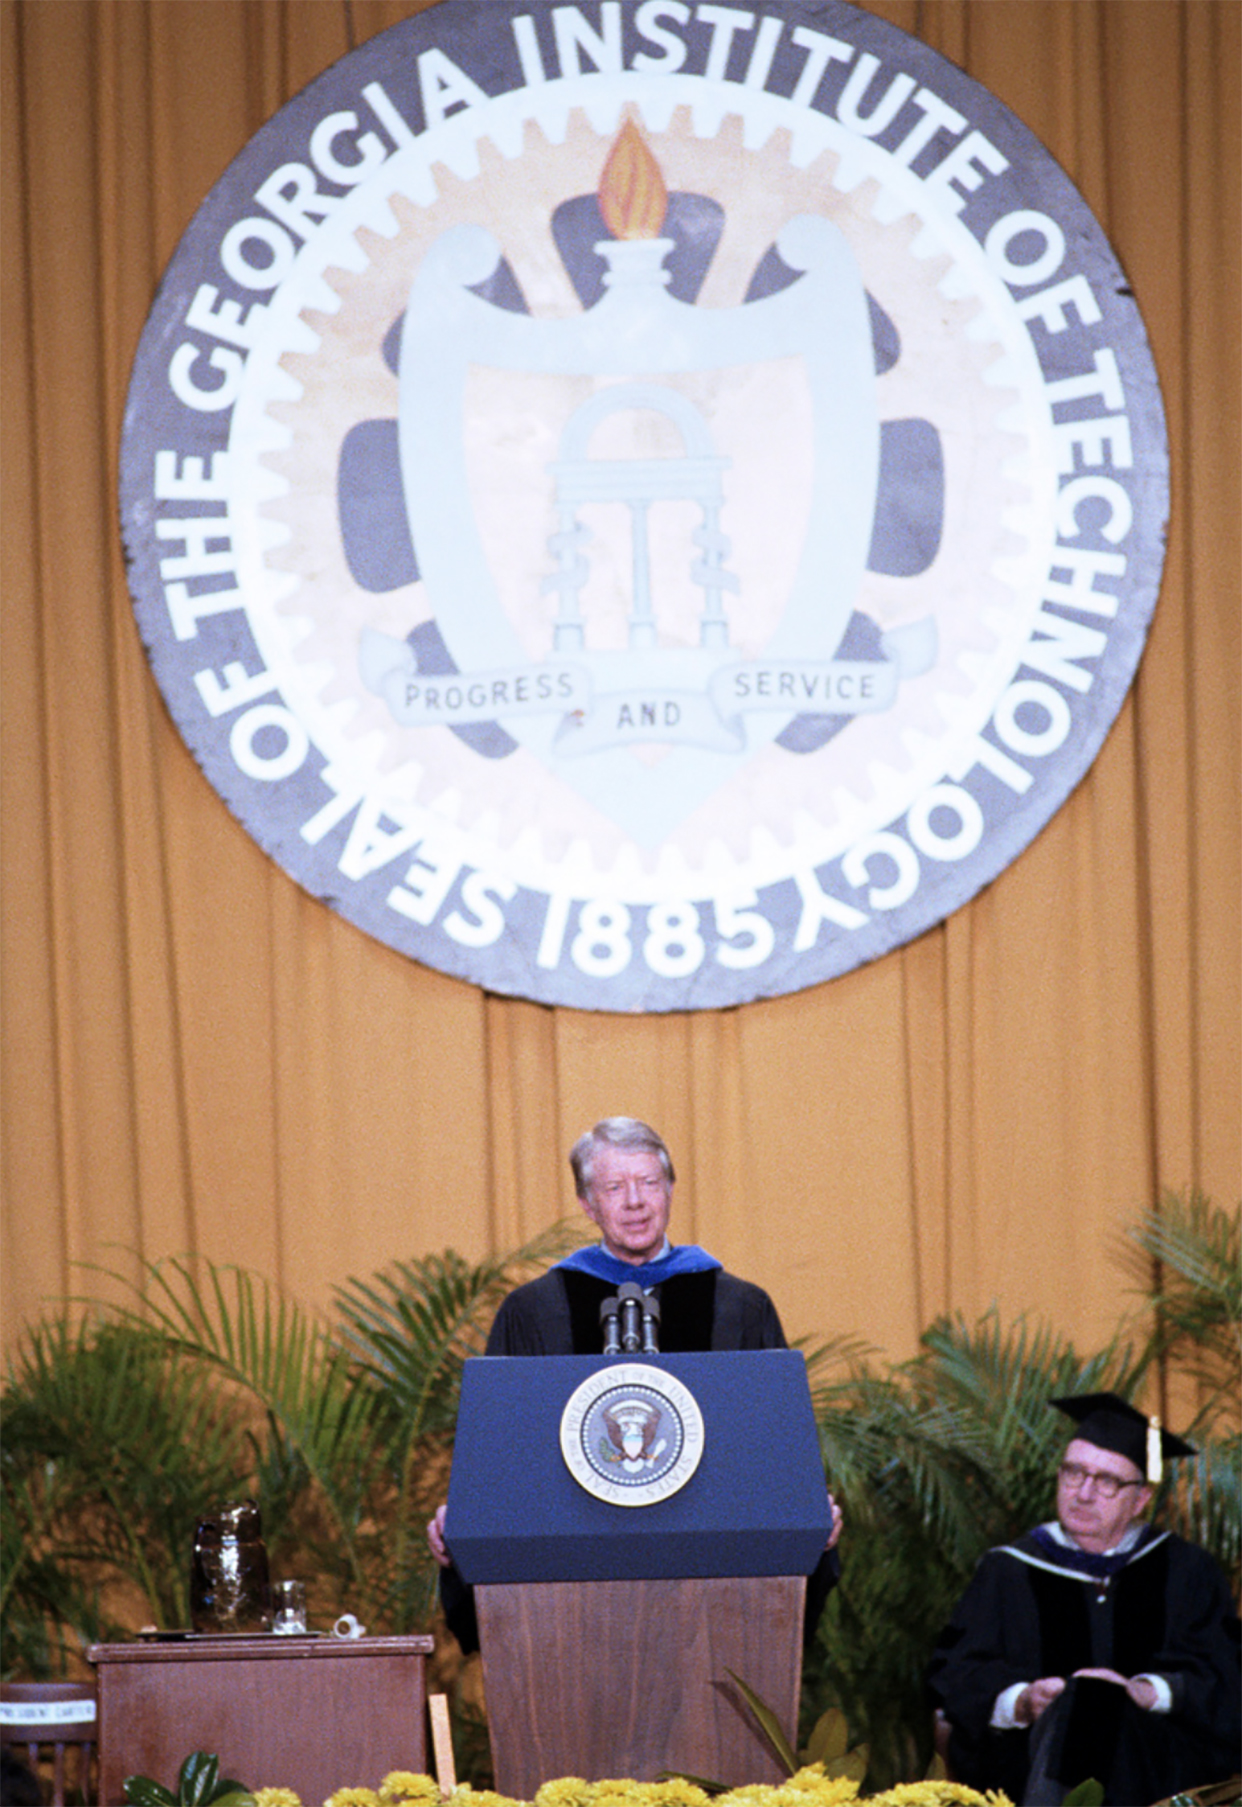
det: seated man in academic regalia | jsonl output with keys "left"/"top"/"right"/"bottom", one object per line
{"left": 427, "top": 1115, "right": 842, "bottom": 1650}
{"left": 928, "top": 1394, "right": 1241, "bottom": 1806}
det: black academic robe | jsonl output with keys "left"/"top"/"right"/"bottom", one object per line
{"left": 440, "top": 1262, "right": 838, "bottom": 1649}
{"left": 485, "top": 1264, "right": 787, "bottom": 1356}
{"left": 927, "top": 1527, "right": 1242, "bottom": 1805}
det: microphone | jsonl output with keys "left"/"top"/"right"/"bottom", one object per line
{"left": 618, "top": 1281, "right": 644, "bottom": 1352}
{"left": 601, "top": 1284, "right": 661, "bottom": 1355}
{"left": 640, "top": 1289, "right": 660, "bottom": 1353}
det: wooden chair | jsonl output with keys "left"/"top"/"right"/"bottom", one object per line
{"left": 0, "top": 1682, "right": 97, "bottom": 1807}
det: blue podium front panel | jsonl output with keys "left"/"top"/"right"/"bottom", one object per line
{"left": 445, "top": 1350, "right": 830, "bottom": 1584}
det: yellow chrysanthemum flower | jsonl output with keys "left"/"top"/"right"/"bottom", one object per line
{"left": 379, "top": 1775, "right": 442, "bottom": 1804}
{"left": 783, "top": 1776, "right": 859, "bottom": 1806}
{"left": 255, "top": 1789, "right": 303, "bottom": 1807}
{"left": 714, "top": 1787, "right": 789, "bottom": 1807}
{"left": 533, "top": 1779, "right": 593, "bottom": 1807}
{"left": 780, "top": 1768, "right": 857, "bottom": 1801}
{"left": 646, "top": 1781, "right": 713, "bottom": 1807}
{"left": 308, "top": 1773, "right": 1016, "bottom": 1807}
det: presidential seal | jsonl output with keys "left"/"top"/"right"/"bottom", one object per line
{"left": 560, "top": 1362, "right": 705, "bottom": 1505}
{"left": 120, "top": 0, "right": 1168, "bottom": 1010}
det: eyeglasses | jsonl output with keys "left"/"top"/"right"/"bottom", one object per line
{"left": 1058, "top": 1462, "right": 1144, "bottom": 1499}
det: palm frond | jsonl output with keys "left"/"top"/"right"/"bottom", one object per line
{"left": 2, "top": 1316, "right": 248, "bottom": 1650}
{"left": 1123, "top": 1190, "right": 1242, "bottom": 1409}
{"left": 77, "top": 1259, "right": 385, "bottom": 1590}
{"left": 905, "top": 1310, "right": 1140, "bottom": 1523}
{"left": 1131, "top": 1190, "right": 1241, "bottom": 1301}
{"left": 329, "top": 1224, "right": 582, "bottom": 1625}
{"left": 1159, "top": 1432, "right": 1242, "bottom": 1590}
{"left": 333, "top": 1224, "right": 583, "bottom": 1445}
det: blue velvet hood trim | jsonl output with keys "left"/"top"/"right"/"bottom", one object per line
{"left": 557, "top": 1243, "right": 722, "bottom": 1288}
{"left": 1028, "top": 1521, "right": 1162, "bottom": 1580}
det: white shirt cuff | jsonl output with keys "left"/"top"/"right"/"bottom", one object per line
{"left": 990, "top": 1674, "right": 1170, "bottom": 1728}
{"left": 1135, "top": 1673, "right": 1172, "bottom": 1712}
{"left": 991, "top": 1683, "right": 1028, "bottom": 1729}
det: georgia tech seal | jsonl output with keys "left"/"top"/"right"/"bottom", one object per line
{"left": 560, "top": 1363, "right": 705, "bottom": 1505}
{"left": 120, "top": 0, "right": 1168, "bottom": 1011}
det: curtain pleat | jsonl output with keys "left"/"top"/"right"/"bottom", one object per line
{"left": 2, "top": 0, "right": 1237, "bottom": 1361}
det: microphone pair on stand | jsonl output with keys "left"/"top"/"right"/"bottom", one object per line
{"left": 600, "top": 1281, "right": 660, "bottom": 1354}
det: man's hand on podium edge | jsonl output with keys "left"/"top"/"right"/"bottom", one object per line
{"left": 826, "top": 1492, "right": 843, "bottom": 1550}
{"left": 427, "top": 1502, "right": 451, "bottom": 1567}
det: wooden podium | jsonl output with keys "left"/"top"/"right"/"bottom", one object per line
{"left": 446, "top": 1352, "right": 829, "bottom": 1797}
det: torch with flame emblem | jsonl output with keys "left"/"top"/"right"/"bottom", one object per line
{"left": 376, "top": 116, "right": 888, "bottom": 770}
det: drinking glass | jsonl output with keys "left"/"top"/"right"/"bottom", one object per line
{"left": 271, "top": 1578, "right": 308, "bottom": 1635}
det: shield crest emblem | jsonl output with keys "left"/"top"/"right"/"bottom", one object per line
{"left": 361, "top": 117, "right": 920, "bottom": 846}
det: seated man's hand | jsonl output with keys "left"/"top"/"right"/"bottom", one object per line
{"left": 1014, "top": 1676, "right": 1066, "bottom": 1724}
{"left": 1072, "top": 1668, "right": 1158, "bottom": 1710}
{"left": 426, "top": 1502, "right": 451, "bottom": 1568}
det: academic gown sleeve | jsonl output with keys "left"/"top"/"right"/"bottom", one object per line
{"left": 926, "top": 1549, "right": 1039, "bottom": 1796}
{"left": 1135, "top": 1540, "right": 1242, "bottom": 1780}
{"left": 708, "top": 1271, "right": 789, "bottom": 1350}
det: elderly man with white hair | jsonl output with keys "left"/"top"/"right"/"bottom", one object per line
{"left": 928, "top": 1393, "right": 1241, "bottom": 1805}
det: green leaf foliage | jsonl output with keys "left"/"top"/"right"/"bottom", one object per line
{"left": 1125, "top": 1190, "right": 1241, "bottom": 1424}
{"left": 123, "top": 1752, "right": 254, "bottom": 1807}
{"left": 2, "top": 1316, "right": 249, "bottom": 1672}
{"left": 1121, "top": 1191, "right": 1242, "bottom": 1592}
{"left": 330, "top": 1228, "right": 581, "bottom": 1629}
{"left": 178, "top": 1750, "right": 221, "bottom": 1807}
{"left": 3, "top": 1227, "right": 582, "bottom": 1675}
{"left": 803, "top": 1707, "right": 849, "bottom": 1766}
{"left": 4, "top": 1192, "right": 1237, "bottom": 1801}
{"left": 1061, "top": 1780, "right": 1106, "bottom": 1806}
{"left": 122, "top": 1777, "right": 178, "bottom": 1807}
{"left": 655, "top": 1773, "right": 729, "bottom": 1797}
{"left": 725, "top": 1669, "right": 799, "bottom": 1775}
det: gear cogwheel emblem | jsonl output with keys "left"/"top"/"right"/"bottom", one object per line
{"left": 252, "top": 98, "right": 1023, "bottom": 885}
{"left": 121, "top": 1, "right": 1166, "bottom": 1010}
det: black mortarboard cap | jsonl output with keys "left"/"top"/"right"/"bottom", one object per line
{"left": 1050, "top": 1392, "right": 1195, "bottom": 1482}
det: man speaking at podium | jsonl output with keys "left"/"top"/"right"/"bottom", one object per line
{"left": 428, "top": 1116, "right": 841, "bottom": 1647}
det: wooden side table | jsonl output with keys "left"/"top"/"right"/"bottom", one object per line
{"left": 87, "top": 1635, "right": 435, "bottom": 1807}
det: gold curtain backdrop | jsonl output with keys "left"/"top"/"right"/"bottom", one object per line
{"left": 2, "top": 0, "right": 1238, "bottom": 1367}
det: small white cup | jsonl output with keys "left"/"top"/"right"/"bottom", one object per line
{"left": 271, "top": 1578, "right": 308, "bottom": 1635}
{"left": 332, "top": 1612, "right": 366, "bottom": 1640}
